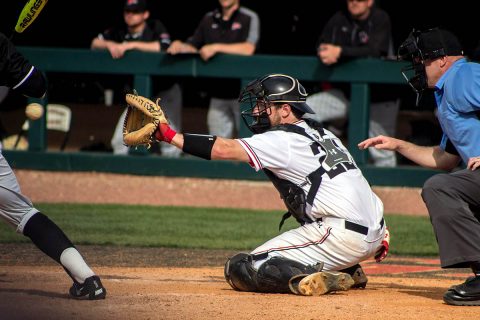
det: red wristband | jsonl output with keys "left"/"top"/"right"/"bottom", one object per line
{"left": 156, "top": 123, "right": 177, "bottom": 143}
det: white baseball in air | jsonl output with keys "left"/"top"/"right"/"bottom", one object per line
{"left": 25, "top": 103, "right": 44, "bottom": 120}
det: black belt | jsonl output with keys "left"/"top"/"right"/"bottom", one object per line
{"left": 345, "top": 220, "right": 369, "bottom": 235}
{"left": 320, "top": 217, "right": 385, "bottom": 236}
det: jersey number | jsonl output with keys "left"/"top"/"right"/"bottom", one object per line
{"left": 309, "top": 138, "right": 357, "bottom": 179}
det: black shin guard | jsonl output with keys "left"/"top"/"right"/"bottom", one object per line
{"left": 256, "top": 256, "right": 321, "bottom": 293}
{"left": 23, "top": 212, "right": 74, "bottom": 264}
{"left": 224, "top": 253, "right": 258, "bottom": 292}
{"left": 224, "top": 253, "right": 322, "bottom": 293}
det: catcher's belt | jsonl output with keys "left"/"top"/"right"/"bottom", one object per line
{"left": 317, "top": 216, "right": 385, "bottom": 236}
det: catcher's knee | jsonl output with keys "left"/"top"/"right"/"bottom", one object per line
{"left": 256, "top": 256, "right": 322, "bottom": 293}
{"left": 224, "top": 253, "right": 258, "bottom": 292}
{"left": 224, "top": 254, "right": 323, "bottom": 294}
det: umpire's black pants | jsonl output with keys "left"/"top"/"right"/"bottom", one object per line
{"left": 422, "top": 168, "right": 480, "bottom": 268}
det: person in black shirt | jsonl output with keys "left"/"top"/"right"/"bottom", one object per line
{"left": 91, "top": 0, "right": 182, "bottom": 157}
{"left": 167, "top": 0, "right": 260, "bottom": 138}
{"left": 316, "top": 0, "right": 392, "bottom": 65}
{"left": 304, "top": 0, "right": 399, "bottom": 167}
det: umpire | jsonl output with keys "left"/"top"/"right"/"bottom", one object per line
{"left": 359, "top": 27, "right": 480, "bottom": 306}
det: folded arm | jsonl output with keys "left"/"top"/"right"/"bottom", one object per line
{"left": 199, "top": 42, "right": 256, "bottom": 61}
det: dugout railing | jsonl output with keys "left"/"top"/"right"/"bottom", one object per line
{"left": 3, "top": 47, "right": 440, "bottom": 186}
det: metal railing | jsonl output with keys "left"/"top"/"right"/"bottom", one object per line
{"left": 5, "top": 47, "right": 437, "bottom": 187}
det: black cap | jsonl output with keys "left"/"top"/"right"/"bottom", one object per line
{"left": 124, "top": 0, "right": 147, "bottom": 12}
{"left": 418, "top": 28, "right": 463, "bottom": 59}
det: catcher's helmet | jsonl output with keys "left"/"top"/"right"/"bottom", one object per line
{"left": 398, "top": 28, "right": 463, "bottom": 105}
{"left": 239, "top": 74, "right": 315, "bottom": 133}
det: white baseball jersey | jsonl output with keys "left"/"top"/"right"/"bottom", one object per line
{"left": 237, "top": 120, "right": 385, "bottom": 270}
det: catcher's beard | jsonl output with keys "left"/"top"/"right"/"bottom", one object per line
{"left": 243, "top": 110, "right": 272, "bottom": 134}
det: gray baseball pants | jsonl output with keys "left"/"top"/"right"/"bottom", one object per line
{"left": 422, "top": 168, "right": 480, "bottom": 268}
{"left": 0, "top": 153, "right": 39, "bottom": 233}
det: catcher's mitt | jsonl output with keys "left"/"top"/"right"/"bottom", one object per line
{"left": 122, "top": 91, "right": 169, "bottom": 147}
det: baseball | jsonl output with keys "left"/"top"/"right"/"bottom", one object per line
{"left": 25, "top": 103, "right": 44, "bottom": 120}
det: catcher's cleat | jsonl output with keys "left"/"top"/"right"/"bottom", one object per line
{"left": 69, "top": 275, "right": 107, "bottom": 300}
{"left": 289, "top": 271, "right": 354, "bottom": 296}
{"left": 340, "top": 264, "right": 368, "bottom": 289}
{"left": 443, "top": 276, "right": 480, "bottom": 306}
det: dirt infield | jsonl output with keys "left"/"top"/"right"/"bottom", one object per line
{"left": 1, "top": 170, "right": 475, "bottom": 319}
{"left": 0, "top": 244, "right": 476, "bottom": 320}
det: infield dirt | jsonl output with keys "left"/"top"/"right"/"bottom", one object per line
{"left": 0, "top": 170, "right": 474, "bottom": 320}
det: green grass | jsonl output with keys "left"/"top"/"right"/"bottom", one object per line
{"left": 384, "top": 214, "right": 438, "bottom": 256}
{"left": 0, "top": 203, "right": 439, "bottom": 256}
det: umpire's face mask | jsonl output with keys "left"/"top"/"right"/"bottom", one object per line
{"left": 398, "top": 31, "right": 428, "bottom": 106}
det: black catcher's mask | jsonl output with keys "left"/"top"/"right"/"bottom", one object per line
{"left": 238, "top": 74, "right": 315, "bottom": 134}
{"left": 398, "top": 27, "right": 463, "bottom": 105}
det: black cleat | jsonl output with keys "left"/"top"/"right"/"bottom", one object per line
{"left": 69, "top": 275, "right": 107, "bottom": 300}
{"left": 340, "top": 264, "right": 368, "bottom": 289}
{"left": 443, "top": 276, "right": 480, "bottom": 306}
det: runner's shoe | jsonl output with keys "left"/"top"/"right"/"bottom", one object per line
{"left": 69, "top": 275, "right": 107, "bottom": 300}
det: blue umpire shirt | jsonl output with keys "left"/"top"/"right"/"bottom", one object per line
{"left": 435, "top": 58, "right": 480, "bottom": 164}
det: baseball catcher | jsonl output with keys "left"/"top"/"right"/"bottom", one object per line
{"left": 123, "top": 74, "right": 390, "bottom": 296}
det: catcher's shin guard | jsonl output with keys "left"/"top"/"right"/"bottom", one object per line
{"left": 224, "top": 253, "right": 258, "bottom": 292}
{"left": 255, "top": 256, "right": 323, "bottom": 293}
{"left": 224, "top": 253, "right": 324, "bottom": 293}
